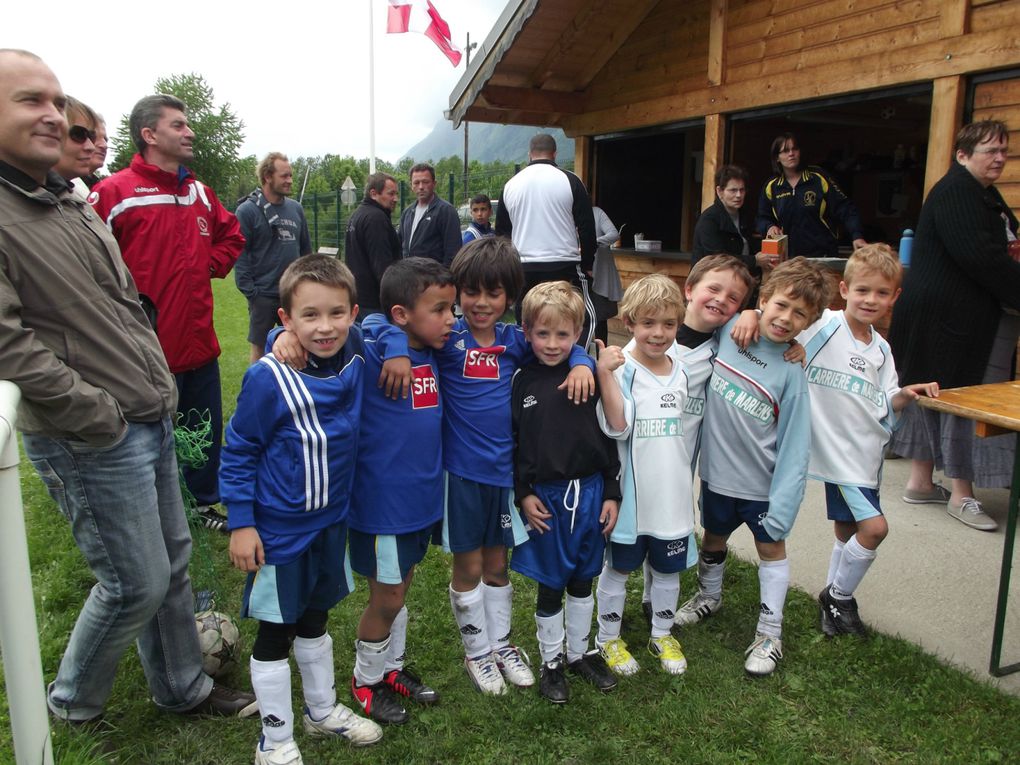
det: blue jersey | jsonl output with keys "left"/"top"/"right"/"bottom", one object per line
{"left": 220, "top": 334, "right": 364, "bottom": 565}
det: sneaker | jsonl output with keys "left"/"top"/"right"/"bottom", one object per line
{"left": 744, "top": 633, "right": 783, "bottom": 677}
{"left": 947, "top": 497, "right": 998, "bottom": 531}
{"left": 817, "top": 586, "right": 868, "bottom": 638}
{"left": 186, "top": 683, "right": 258, "bottom": 716}
{"left": 902, "top": 483, "right": 951, "bottom": 505}
{"left": 193, "top": 504, "right": 229, "bottom": 534}
{"left": 350, "top": 677, "right": 409, "bottom": 725}
{"left": 567, "top": 650, "right": 618, "bottom": 691}
{"left": 674, "top": 591, "right": 721, "bottom": 627}
{"left": 493, "top": 645, "right": 535, "bottom": 688}
{"left": 255, "top": 735, "right": 303, "bottom": 765}
{"left": 648, "top": 635, "right": 687, "bottom": 675}
{"left": 538, "top": 656, "right": 569, "bottom": 704}
{"left": 596, "top": 638, "right": 639, "bottom": 676}
{"left": 464, "top": 653, "right": 507, "bottom": 695}
{"left": 383, "top": 666, "right": 439, "bottom": 705}
{"left": 303, "top": 703, "right": 383, "bottom": 746}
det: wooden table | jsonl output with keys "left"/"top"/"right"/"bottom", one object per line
{"left": 918, "top": 381, "right": 1020, "bottom": 676}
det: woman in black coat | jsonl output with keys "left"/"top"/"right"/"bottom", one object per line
{"left": 888, "top": 120, "right": 1020, "bottom": 532}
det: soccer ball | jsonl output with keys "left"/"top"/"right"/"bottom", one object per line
{"left": 195, "top": 610, "right": 241, "bottom": 678}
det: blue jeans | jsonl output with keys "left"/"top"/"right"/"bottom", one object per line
{"left": 24, "top": 416, "right": 212, "bottom": 720}
{"left": 175, "top": 359, "right": 223, "bottom": 507}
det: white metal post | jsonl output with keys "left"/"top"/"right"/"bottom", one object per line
{"left": 0, "top": 381, "right": 53, "bottom": 765}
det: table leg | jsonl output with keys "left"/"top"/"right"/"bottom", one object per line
{"left": 990, "top": 432, "right": 1020, "bottom": 676}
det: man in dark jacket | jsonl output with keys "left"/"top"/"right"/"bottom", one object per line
{"left": 347, "top": 172, "right": 401, "bottom": 317}
{"left": 398, "top": 162, "right": 462, "bottom": 266}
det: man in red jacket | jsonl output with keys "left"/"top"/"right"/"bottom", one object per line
{"left": 89, "top": 95, "right": 244, "bottom": 530}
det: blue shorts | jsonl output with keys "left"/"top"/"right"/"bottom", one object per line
{"left": 824, "top": 483, "right": 883, "bottom": 523}
{"left": 241, "top": 522, "right": 353, "bottom": 624}
{"left": 510, "top": 474, "right": 608, "bottom": 590}
{"left": 607, "top": 533, "right": 698, "bottom": 574}
{"left": 700, "top": 485, "right": 778, "bottom": 544}
{"left": 349, "top": 522, "right": 441, "bottom": 585}
{"left": 442, "top": 473, "right": 526, "bottom": 553}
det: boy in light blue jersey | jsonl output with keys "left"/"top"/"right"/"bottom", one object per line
{"left": 222, "top": 255, "right": 381, "bottom": 764}
{"left": 689, "top": 257, "right": 830, "bottom": 676}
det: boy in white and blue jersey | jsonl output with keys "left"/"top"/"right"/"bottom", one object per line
{"left": 798, "top": 245, "right": 938, "bottom": 637}
{"left": 693, "top": 257, "right": 830, "bottom": 676}
{"left": 222, "top": 255, "right": 381, "bottom": 765}
{"left": 594, "top": 274, "right": 695, "bottom": 678}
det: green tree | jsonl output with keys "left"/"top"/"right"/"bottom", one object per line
{"left": 109, "top": 73, "right": 246, "bottom": 201}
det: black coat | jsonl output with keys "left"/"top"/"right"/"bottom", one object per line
{"left": 692, "top": 196, "right": 761, "bottom": 302}
{"left": 345, "top": 197, "right": 400, "bottom": 315}
{"left": 888, "top": 162, "right": 1020, "bottom": 388}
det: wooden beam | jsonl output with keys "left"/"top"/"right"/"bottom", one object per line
{"left": 707, "top": 0, "right": 728, "bottom": 86}
{"left": 574, "top": 136, "right": 593, "bottom": 188}
{"left": 940, "top": 0, "right": 969, "bottom": 38}
{"left": 481, "top": 85, "right": 584, "bottom": 114}
{"left": 702, "top": 113, "right": 726, "bottom": 211}
{"left": 575, "top": 0, "right": 660, "bottom": 89}
{"left": 463, "top": 106, "right": 565, "bottom": 128}
{"left": 925, "top": 76, "right": 965, "bottom": 197}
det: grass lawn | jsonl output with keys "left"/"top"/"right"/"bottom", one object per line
{"left": 3, "top": 278, "right": 1019, "bottom": 764}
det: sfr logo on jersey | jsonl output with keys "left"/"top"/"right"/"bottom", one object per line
{"left": 411, "top": 364, "right": 439, "bottom": 409}
{"left": 463, "top": 345, "right": 505, "bottom": 379}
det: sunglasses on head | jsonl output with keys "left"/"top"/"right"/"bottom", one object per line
{"left": 68, "top": 125, "right": 97, "bottom": 144}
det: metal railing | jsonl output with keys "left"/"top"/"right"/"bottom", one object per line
{"left": 0, "top": 381, "right": 53, "bottom": 765}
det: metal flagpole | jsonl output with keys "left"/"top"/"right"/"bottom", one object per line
{"left": 368, "top": 0, "right": 377, "bottom": 174}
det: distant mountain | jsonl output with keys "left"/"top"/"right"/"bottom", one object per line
{"left": 402, "top": 120, "right": 574, "bottom": 164}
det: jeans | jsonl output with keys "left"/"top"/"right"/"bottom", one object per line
{"left": 174, "top": 359, "right": 223, "bottom": 507}
{"left": 24, "top": 416, "right": 212, "bottom": 720}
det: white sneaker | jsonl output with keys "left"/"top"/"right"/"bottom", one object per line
{"left": 255, "top": 736, "right": 303, "bottom": 765}
{"left": 674, "top": 591, "right": 721, "bottom": 627}
{"left": 648, "top": 634, "right": 687, "bottom": 675}
{"left": 947, "top": 497, "right": 998, "bottom": 531}
{"left": 596, "top": 638, "right": 640, "bottom": 676}
{"left": 744, "top": 633, "right": 783, "bottom": 677}
{"left": 302, "top": 703, "right": 383, "bottom": 746}
{"left": 464, "top": 652, "right": 508, "bottom": 695}
{"left": 493, "top": 645, "right": 535, "bottom": 688}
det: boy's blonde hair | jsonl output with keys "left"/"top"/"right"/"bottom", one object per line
{"left": 686, "top": 255, "right": 755, "bottom": 309}
{"left": 843, "top": 243, "right": 902, "bottom": 288}
{"left": 521, "top": 280, "right": 584, "bottom": 331}
{"left": 759, "top": 257, "right": 832, "bottom": 323}
{"left": 618, "top": 274, "right": 685, "bottom": 324}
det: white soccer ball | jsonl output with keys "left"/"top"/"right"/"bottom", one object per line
{"left": 195, "top": 610, "right": 241, "bottom": 678}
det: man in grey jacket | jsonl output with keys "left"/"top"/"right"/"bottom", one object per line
{"left": 0, "top": 48, "right": 254, "bottom": 724}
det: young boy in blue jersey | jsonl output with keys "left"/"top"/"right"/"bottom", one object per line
{"left": 593, "top": 274, "right": 695, "bottom": 678}
{"left": 221, "top": 255, "right": 382, "bottom": 765}
{"left": 462, "top": 194, "right": 495, "bottom": 244}
{"left": 794, "top": 245, "right": 938, "bottom": 637}
{"left": 511, "top": 281, "right": 621, "bottom": 703}
{"left": 687, "top": 257, "right": 830, "bottom": 676}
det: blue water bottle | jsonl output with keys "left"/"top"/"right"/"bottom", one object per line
{"left": 899, "top": 229, "right": 913, "bottom": 267}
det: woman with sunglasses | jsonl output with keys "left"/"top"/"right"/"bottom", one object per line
{"left": 55, "top": 96, "right": 99, "bottom": 198}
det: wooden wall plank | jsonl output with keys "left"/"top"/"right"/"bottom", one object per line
{"left": 974, "top": 80, "right": 1020, "bottom": 108}
{"left": 708, "top": 0, "right": 728, "bottom": 85}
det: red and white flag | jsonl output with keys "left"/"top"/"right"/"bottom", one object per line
{"left": 386, "top": 0, "right": 463, "bottom": 67}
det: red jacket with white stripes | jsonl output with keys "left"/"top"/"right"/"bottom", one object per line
{"left": 89, "top": 154, "right": 244, "bottom": 373}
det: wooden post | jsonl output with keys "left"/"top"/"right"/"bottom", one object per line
{"left": 574, "top": 135, "right": 593, "bottom": 190}
{"left": 707, "top": 0, "right": 727, "bottom": 86}
{"left": 702, "top": 113, "right": 726, "bottom": 213}
{"left": 925, "top": 76, "right": 965, "bottom": 197}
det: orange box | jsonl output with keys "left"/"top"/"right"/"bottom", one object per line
{"left": 761, "top": 235, "right": 788, "bottom": 258}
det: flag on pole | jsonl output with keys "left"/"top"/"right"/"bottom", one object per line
{"left": 386, "top": 0, "right": 463, "bottom": 66}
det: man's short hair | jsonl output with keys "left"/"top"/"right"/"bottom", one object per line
{"left": 521, "top": 280, "right": 584, "bottom": 331}
{"left": 715, "top": 164, "right": 749, "bottom": 189}
{"left": 759, "top": 256, "right": 831, "bottom": 322}
{"left": 257, "top": 152, "right": 288, "bottom": 185}
{"left": 365, "top": 172, "right": 396, "bottom": 196}
{"left": 409, "top": 163, "right": 435, "bottom": 181}
{"left": 843, "top": 243, "right": 902, "bottom": 288}
{"left": 686, "top": 255, "right": 755, "bottom": 309}
{"left": 130, "top": 94, "right": 187, "bottom": 153}
{"left": 769, "top": 132, "right": 798, "bottom": 174}
{"left": 381, "top": 257, "right": 455, "bottom": 320}
{"left": 529, "top": 134, "right": 557, "bottom": 156}
{"left": 279, "top": 254, "right": 357, "bottom": 313}
{"left": 955, "top": 120, "right": 1009, "bottom": 156}
{"left": 618, "top": 274, "right": 685, "bottom": 324}
{"left": 450, "top": 237, "right": 525, "bottom": 304}
{"left": 470, "top": 193, "right": 491, "bottom": 208}
{"left": 65, "top": 96, "right": 98, "bottom": 131}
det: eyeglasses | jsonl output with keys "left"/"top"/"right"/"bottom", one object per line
{"left": 68, "top": 125, "right": 97, "bottom": 144}
{"left": 973, "top": 146, "right": 1009, "bottom": 157}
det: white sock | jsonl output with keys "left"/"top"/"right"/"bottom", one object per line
{"left": 353, "top": 635, "right": 389, "bottom": 687}
{"left": 535, "top": 611, "right": 565, "bottom": 664}
{"left": 641, "top": 560, "right": 652, "bottom": 605}
{"left": 565, "top": 593, "right": 595, "bottom": 663}
{"left": 595, "top": 564, "right": 628, "bottom": 644}
{"left": 293, "top": 633, "right": 335, "bottom": 720}
{"left": 831, "top": 535, "right": 878, "bottom": 600}
{"left": 483, "top": 582, "right": 514, "bottom": 652}
{"left": 827, "top": 539, "right": 845, "bottom": 586}
{"left": 251, "top": 657, "right": 293, "bottom": 744}
{"left": 384, "top": 606, "right": 408, "bottom": 672}
{"left": 756, "top": 559, "right": 789, "bottom": 639}
{"left": 698, "top": 553, "right": 726, "bottom": 600}
{"left": 649, "top": 567, "right": 680, "bottom": 639}
{"left": 449, "top": 584, "right": 490, "bottom": 658}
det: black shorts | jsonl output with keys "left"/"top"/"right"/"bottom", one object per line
{"left": 247, "top": 295, "right": 282, "bottom": 347}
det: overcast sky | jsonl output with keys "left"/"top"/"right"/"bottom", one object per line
{"left": 5, "top": 0, "right": 507, "bottom": 164}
